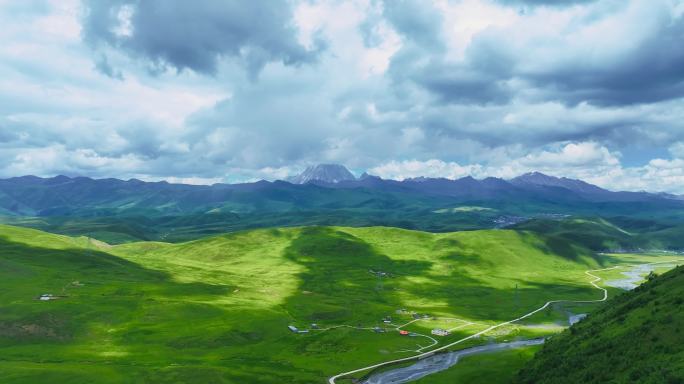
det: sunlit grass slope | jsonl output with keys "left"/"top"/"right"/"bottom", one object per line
{"left": 1, "top": 224, "right": 607, "bottom": 383}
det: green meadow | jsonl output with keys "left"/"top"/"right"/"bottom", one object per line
{"left": 0, "top": 224, "right": 675, "bottom": 383}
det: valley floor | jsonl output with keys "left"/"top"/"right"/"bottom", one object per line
{"left": 0, "top": 224, "right": 681, "bottom": 383}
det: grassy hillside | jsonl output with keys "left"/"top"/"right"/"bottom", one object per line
{"left": 5, "top": 208, "right": 684, "bottom": 249}
{"left": 0, "top": 207, "right": 503, "bottom": 244}
{"left": 513, "top": 216, "right": 684, "bottom": 252}
{"left": 0, "top": 224, "right": 616, "bottom": 383}
{"left": 515, "top": 265, "right": 684, "bottom": 384}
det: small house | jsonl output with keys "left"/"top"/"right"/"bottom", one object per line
{"left": 288, "top": 325, "right": 299, "bottom": 333}
{"left": 399, "top": 330, "right": 409, "bottom": 336}
{"left": 431, "top": 329, "right": 450, "bottom": 336}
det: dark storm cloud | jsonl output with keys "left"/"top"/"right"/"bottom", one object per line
{"left": 380, "top": 0, "right": 684, "bottom": 107}
{"left": 380, "top": 2, "right": 514, "bottom": 105}
{"left": 412, "top": 30, "right": 517, "bottom": 105}
{"left": 415, "top": 65, "right": 513, "bottom": 105}
{"left": 81, "top": 0, "right": 324, "bottom": 78}
{"left": 520, "top": 12, "right": 684, "bottom": 106}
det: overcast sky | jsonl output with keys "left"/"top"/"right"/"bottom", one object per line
{"left": 1, "top": 0, "right": 684, "bottom": 192}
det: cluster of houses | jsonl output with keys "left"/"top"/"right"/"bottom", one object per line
{"left": 288, "top": 323, "right": 324, "bottom": 334}
{"left": 287, "top": 309, "right": 453, "bottom": 339}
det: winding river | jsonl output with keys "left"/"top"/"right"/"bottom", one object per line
{"left": 361, "top": 338, "right": 545, "bottom": 384}
{"left": 604, "top": 263, "right": 677, "bottom": 290}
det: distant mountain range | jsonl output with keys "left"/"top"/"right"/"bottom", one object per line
{"left": 286, "top": 164, "right": 681, "bottom": 202}
{"left": 1, "top": 163, "right": 683, "bottom": 244}
{"left": 0, "top": 164, "right": 681, "bottom": 219}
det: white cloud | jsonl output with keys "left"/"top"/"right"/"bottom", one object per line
{"left": 112, "top": 4, "right": 134, "bottom": 38}
{"left": 368, "top": 141, "right": 684, "bottom": 194}
{"left": 294, "top": 0, "right": 402, "bottom": 77}
{"left": 1, "top": 144, "right": 144, "bottom": 178}
{"left": 436, "top": 0, "right": 520, "bottom": 61}
{"left": 518, "top": 142, "right": 620, "bottom": 168}
{"left": 369, "top": 159, "right": 481, "bottom": 180}
{"left": 0, "top": 0, "right": 683, "bottom": 195}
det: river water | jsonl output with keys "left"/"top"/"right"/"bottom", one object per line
{"left": 604, "top": 263, "right": 677, "bottom": 290}
{"left": 361, "top": 338, "right": 545, "bottom": 384}
{"left": 359, "top": 262, "right": 680, "bottom": 383}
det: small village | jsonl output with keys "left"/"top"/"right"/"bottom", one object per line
{"left": 285, "top": 308, "right": 481, "bottom": 354}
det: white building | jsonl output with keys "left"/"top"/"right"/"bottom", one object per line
{"left": 431, "top": 329, "right": 450, "bottom": 336}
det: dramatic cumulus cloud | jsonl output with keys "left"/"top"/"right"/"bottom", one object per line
{"left": 1, "top": 0, "right": 684, "bottom": 192}
{"left": 369, "top": 141, "right": 684, "bottom": 193}
{"left": 81, "top": 0, "right": 325, "bottom": 78}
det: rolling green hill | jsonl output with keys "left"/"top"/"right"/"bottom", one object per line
{"left": 513, "top": 216, "right": 684, "bottom": 252}
{"left": 0, "top": 224, "right": 618, "bottom": 383}
{"left": 515, "top": 265, "right": 684, "bottom": 384}
{"left": 0, "top": 207, "right": 502, "bottom": 244}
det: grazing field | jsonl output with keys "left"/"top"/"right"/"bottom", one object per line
{"left": 0, "top": 224, "right": 675, "bottom": 383}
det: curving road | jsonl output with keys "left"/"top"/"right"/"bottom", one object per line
{"left": 328, "top": 258, "right": 684, "bottom": 383}
{"left": 327, "top": 266, "right": 618, "bottom": 384}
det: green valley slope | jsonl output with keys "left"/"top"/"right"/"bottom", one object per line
{"left": 0, "top": 224, "right": 637, "bottom": 383}
{"left": 513, "top": 216, "right": 684, "bottom": 252}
